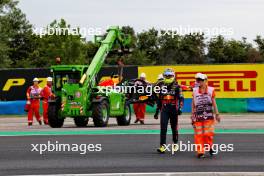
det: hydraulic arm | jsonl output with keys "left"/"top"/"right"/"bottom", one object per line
{"left": 80, "top": 26, "right": 130, "bottom": 88}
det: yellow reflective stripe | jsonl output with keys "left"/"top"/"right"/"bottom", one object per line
{"left": 194, "top": 128, "right": 202, "bottom": 132}
{"left": 204, "top": 127, "right": 214, "bottom": 131}
{"left": 194, "top": 126, "right": 203, "bottom": 129}
{"left": 204, "top": 125, "right": 214, "bottom": 128}
{"left": 204, "top": 129, "right": 214, "bottom": 133}
{"left": 195, "top": 131, "right": 203, "bottom": 135}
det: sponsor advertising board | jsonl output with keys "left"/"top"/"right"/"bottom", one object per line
{"left": 138, "top": 64, "right": 264, "bottom": 98}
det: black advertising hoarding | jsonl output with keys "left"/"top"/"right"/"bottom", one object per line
{"left": 0, "top": 66, "right": 138, "bottom": 101}
{"left": 0, "top": 68, "right": 50, "bottom": 101}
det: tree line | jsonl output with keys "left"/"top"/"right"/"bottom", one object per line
{"left": 1, "top": 0, "right": 264, "bottom": 68}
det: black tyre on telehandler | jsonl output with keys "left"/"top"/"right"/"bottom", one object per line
{"left": 116, "top": 103, "right": 131, "bottom": 126}
{"left": 74, "top": 117, "right": 89, "bottom": 127}
{"left": 48, "top": 103, "right": 64, "bottom": 128}
{"left": 92, "top": 100, "right": 110, "bottom": 127}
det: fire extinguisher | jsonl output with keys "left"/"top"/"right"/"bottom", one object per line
{"left": 24, "top": 100, "right": 31, "bottom": 112}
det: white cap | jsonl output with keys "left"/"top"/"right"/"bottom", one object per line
{"left": 140, "top": 72, "right": 146, "bottom": 78}
{"left": 157, "top": 74, "right": 164, "bottom": 80}
{"left": 195, "top": 73, "right": 203, "bottom": 79}
{"left": 47, "top": 77, "right": 53, "bottom": 82}
{"left": 203, "top": 74, "right": 208, "bottom": 80}
{"left": 195, "top": 73, "right": 206, "bottom": 80}
{"left": 33, "top": 78, "right": 39, "bottom": 82}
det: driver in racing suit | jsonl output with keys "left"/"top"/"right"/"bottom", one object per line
{"left": 154, "top": 68, "right": 184, "bottom": 153}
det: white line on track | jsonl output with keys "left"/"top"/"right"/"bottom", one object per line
{"left": 19, "top": 172, "right": 264, "bottom": 176}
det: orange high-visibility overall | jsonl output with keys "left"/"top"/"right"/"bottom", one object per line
{"left": 192, "top": 86, "right": 216, "bottom": 155}
{"left": 27, "top": 86, "right": 42, "bottom": 124}
{"left": 133, "top": 79, "right": 148, "bottom": 121}
{"left": 41, "top": 85, "right": 52, "bottom": 124}
{"left": 133, "top": 103, "right": 146, "bottom": 120}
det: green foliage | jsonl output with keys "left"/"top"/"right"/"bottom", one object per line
{"left": 0, "top": 0, "right": 33, "bottom": 67}
{"left": 157, "top": 30, "right": 181, "bottom": 64}
{"left": 30, "top": 19, "right": 88, "bottom": 67}
{"left": 0, "top": 0, "right": 17, "bottom": 13}
{"left": 121, "top": 26, "right": 137, "bottom": 49}
{"left": 86, "top": 41, "right": 98, "bottom": 64}
{"left": 208, "top": 36, "right": 263, "bottom": 63}
{"left": 0, "top": 42, "right": 12, "bottom": 68}
{"left": 0, "top": 0, "right": 263, "bottom": 68}
{"left": 178, "top": 33, "right": 206, "bottom": 64}
{"left": 254, "top": 36, "right": 264, "bottom": 62}
{"left": 136, "top": 28, "right": 159, "bottom": 63}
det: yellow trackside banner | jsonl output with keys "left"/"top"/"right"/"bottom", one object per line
{"left": 138, "top": 64, "right": 264, "bottom": 98}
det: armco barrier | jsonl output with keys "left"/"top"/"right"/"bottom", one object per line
{"left": 0, "top": 101, "right": 27, "bottom": 115}
{"left": 1, "top": 98, "right": 263, "bottom": 115}
{"left": 247, "top": 98, "right": 264, "bottom": 112}
{"left": 0, "top": 101, "right": 44, "bottom": 115}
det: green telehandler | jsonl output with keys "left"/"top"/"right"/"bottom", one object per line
{"left": 48, "top": 26, "right": 132, "bottom": 128}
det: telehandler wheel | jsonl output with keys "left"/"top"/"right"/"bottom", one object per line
{"left": 74, "top": 117, "right": 88, "bottom": 127}
{"left": 116, "top": 104, "right": 131, "bottom": 126}
{"left": 92, "top": 100, "right": 109, "bottom": 127}
{"left": 48, "top": 103, "right": 64, "bottom": 128}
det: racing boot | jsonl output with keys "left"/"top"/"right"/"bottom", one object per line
{"left": 157, "top": 145, "right": 166, "bottom": 154}
{"left": 197, "top": 153, "right": 205, "bottom": 159}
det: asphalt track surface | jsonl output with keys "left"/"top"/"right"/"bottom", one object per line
{"left": 0, "top": 114, "right": 264, "bottom": 175}
{"left": 1, "top": 133, "right": 264, "bottom": 175}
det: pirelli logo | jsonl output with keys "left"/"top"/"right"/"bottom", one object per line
{"left": 2, "top": 78, "right": 47, "bottom": 91}
{"left": 176, "top": 71, "right": 257, "bottom": 92}
{"left": 138, "top": 65, "right": 264, "bottom": 98}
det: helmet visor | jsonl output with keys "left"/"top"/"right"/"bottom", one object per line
{"left": 164, "top": 75, "right": 174, "bottom": 79}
